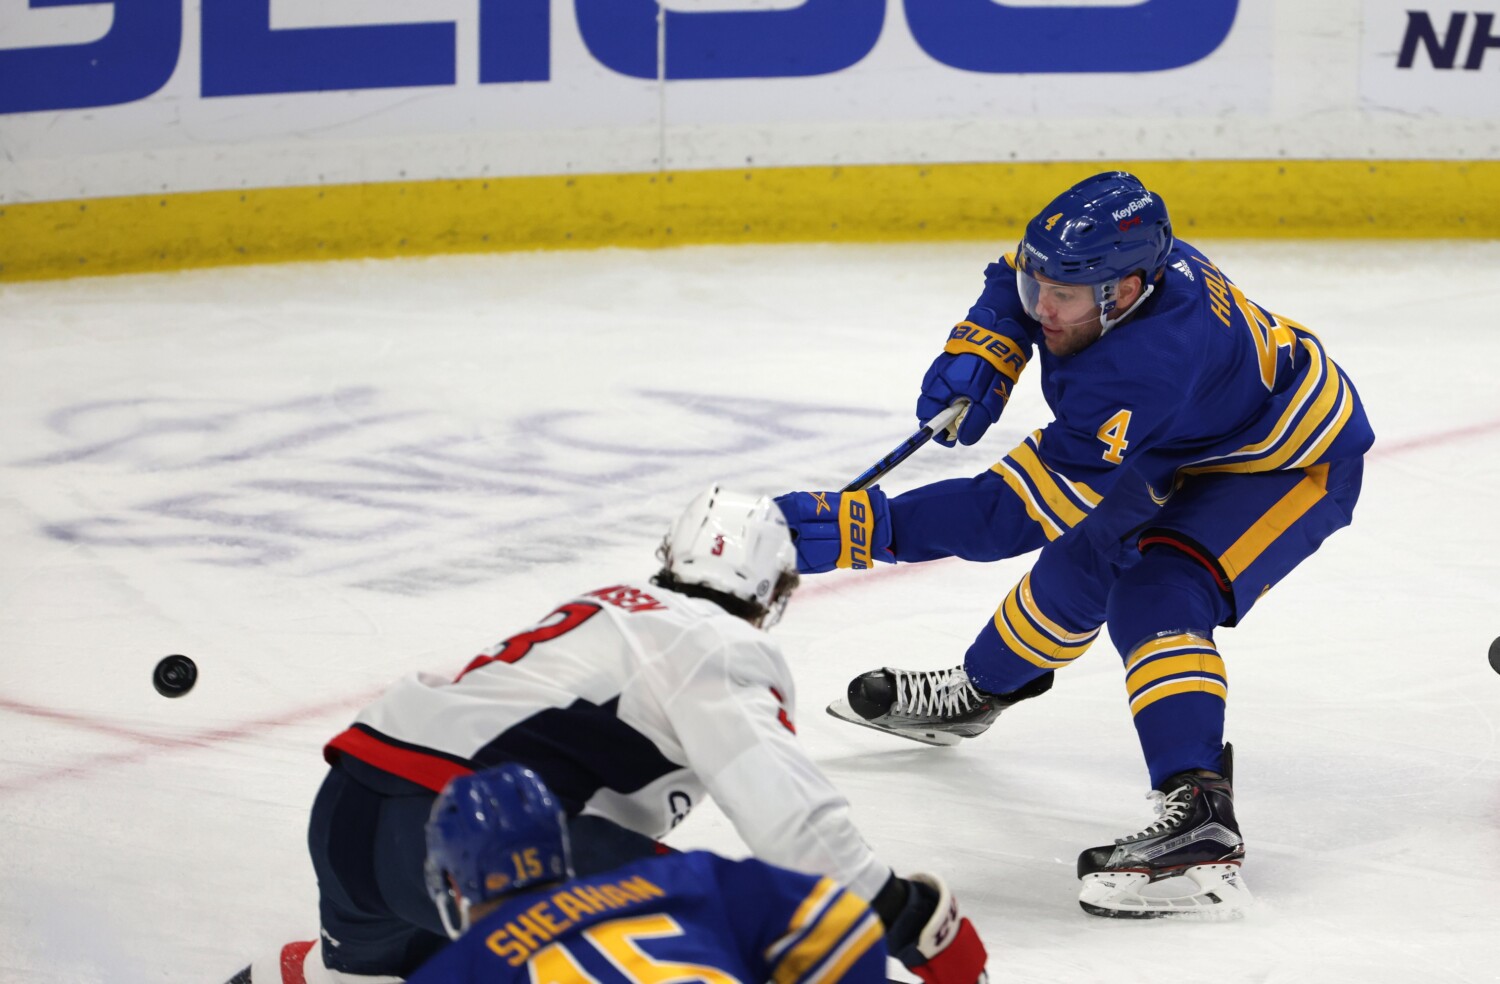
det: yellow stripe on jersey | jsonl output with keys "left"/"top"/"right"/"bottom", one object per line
{"left": 944, "top": 321, "right": 1030, "bottom": 385}
{"left": 994, "top": 574, "right": 1101, "bottom": 669}
{"left": 772, "top": 878, "right": 840, "bottom": 963}
{"left": 1123, "top": 633, "right": 1227, "bottom": 716}
{"left": 1008, "top": 438, "right": 1095, "bottom": 527}
{"left": 836, "top": 491, "right": 876, "bottom": 570}
{"left": 1218, "top": 463, "right": 1329, "bottom": 578}
{"left": 1289, "top": 373, "right": 1356, "bottom": 469}
{"left": 990, "top": 433, "right": 1101, "bottom": 541}
{"left": 1183, "top": 335, "right": 1356, "bottom": 477}
{"left": 992, "top": 462, "right": 1065, "bottom": 541}
{"left": 803, "top": 914, "right": 884, "bottom": 984}
{"left": 1258, "top": 355, "right": 1345, "bottom": 471}
{"left": 771, "top": 890, "right": 877, "bottom": 984}
{"left": 1187, "top": 338, "right": 1326, "bottom": 469}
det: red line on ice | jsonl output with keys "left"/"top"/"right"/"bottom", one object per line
{"left": 0, "top": 689, "right": 381, "bottom": 795}
{"left": 3, "top": 416, "right": 1497, "bottom": 796}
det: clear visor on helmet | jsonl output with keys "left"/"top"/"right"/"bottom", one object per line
{"left": 1015, "top": 264, "right": 1151, "bottom": 334}
{"left": 1016, "top": 265, "right": 1115, "bottom": 328}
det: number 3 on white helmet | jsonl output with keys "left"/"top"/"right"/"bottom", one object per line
{"left": 656, "top": 485, "right": 801, "bottom": 628}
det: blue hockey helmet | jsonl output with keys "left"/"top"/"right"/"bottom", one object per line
{"left": 424, "top": 764, "right": 573, "bottom": 937}
{"left": 1015, "top": 171, "right": 1173, "bottom": 332}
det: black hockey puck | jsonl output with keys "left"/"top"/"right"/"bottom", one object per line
{"left": 1490, "top": 637, "right": 1500, "bottom": 675}
{"left": 153, "top": 655, "right": 197, "bottom": 697}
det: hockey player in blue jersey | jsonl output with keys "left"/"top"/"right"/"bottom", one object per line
{"left": 410, "top": 764, "right": 973, "bottom": 984}
{"left": 776, "top": 171, "right": 1374, "bottom": 918}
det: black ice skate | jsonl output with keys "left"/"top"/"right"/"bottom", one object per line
{"left": 1077, "top": 745, "right": 1251, "bottom": 918}
{"left": 826, "top": 665, "right": 1053, "bottom": 747}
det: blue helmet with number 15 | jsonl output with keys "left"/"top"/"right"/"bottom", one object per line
{"left": 1015, "top": 171, "right": 1174, "bottom": 332}
{"left": 424, "top": 764, "right": 573, "bottom": 938}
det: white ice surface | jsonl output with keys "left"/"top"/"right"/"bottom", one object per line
{"left": 1, "top": 240, "right": 1498, "bottom": 984}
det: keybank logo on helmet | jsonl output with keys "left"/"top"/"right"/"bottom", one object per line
{"left": 1110, "top": 195, "right": 1155, "bottom": 223}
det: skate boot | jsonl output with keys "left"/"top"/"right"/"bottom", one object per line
{"left": 1076, "top": 745, "right": 1251, "bottom": 919}
{"left": 826, "top": 665, "right": 1053, "bottom": 746}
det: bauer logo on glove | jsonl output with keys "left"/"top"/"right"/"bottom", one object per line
{"left": 916, "top": 320, "right": 1030, "bottom": 447}
{"left": 773, "top": 489, "right": 894, "bottom": 574}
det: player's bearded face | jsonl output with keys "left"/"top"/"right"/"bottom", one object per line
{"left": 1030, "top": 276, "right": 1105, "bottom": 356}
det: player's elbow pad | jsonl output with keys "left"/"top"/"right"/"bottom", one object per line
{"left": 772, "top": 488, "right": 893, "bottom": 574}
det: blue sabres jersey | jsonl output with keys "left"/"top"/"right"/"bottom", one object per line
{"left": 876, "top": 238, "right": 1379, "bottom": 675}
{"left": 404, "top": 851, "right": 888, "bottom": 984}
{"left": 947, "top": 238, "right": 1374, "bottom": 547}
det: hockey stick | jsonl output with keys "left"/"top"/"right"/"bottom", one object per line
{"left": 840, "top": 399, "right": 969, "bottom": 493}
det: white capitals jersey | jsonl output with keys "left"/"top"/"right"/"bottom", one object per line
{"left": 325, "top": 581, "right": 892, "bottom": 902}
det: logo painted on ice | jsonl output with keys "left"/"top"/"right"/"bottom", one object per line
{"left": 13, "top": 388, "right": 885, "bottom": 596}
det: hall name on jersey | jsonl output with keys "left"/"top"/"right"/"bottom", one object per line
{"left": 587, "top": 585, "right": 666, "bottom": 613}
{"left": 485, "top": 874, "right": 667, "bottom": 966}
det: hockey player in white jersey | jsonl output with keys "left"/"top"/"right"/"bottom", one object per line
{"left": 229, "top": 486, "right": 988, "bottom": 984}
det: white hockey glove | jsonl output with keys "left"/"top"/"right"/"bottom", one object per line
{"left": 886, "top": 873, "right": 989, "bottom": 984}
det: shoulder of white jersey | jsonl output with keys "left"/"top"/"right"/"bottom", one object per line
{"left": 566, "top": 581, "right": 788, "bottom": 686}
{"left": 564, "top": 581, "right": 711, "bottom": 618}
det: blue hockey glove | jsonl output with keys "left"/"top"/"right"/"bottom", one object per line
{"left": 773, "top": 488, "right": 893, "bottom": 574}
{"left": 917, "top": 323, "right": 1030, "bottom": 447}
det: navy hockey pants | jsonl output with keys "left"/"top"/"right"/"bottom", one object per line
{"left": 307, "top": 763, "right": 670, "bottom": 977}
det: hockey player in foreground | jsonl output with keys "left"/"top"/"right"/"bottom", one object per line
{"left": 409, "top": 763, "right": 896, "bottom": 984}
{"left": 232, "top": 486, "right": 987, "bottom": 983}
{"left": 776, "top": 171, "right": 1374, "bottom": 918}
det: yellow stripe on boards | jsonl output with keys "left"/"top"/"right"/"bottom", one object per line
{"left": 5, "top": 159, "right": 1499, "bottom": 282}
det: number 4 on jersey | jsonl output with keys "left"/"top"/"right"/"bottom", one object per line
{"left": 1097, "top": 409, "right": 1133, "bottom": 464}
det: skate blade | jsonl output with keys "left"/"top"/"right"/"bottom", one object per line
{"left": 825, "top": 699, "right": 963, "bottom": 747}
{"left": 1078, "top": 864, "right": 1252, "bottom": 920}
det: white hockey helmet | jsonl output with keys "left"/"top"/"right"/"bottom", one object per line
{"left": 656, "top": 485, "right": 800, "bottom": 628}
